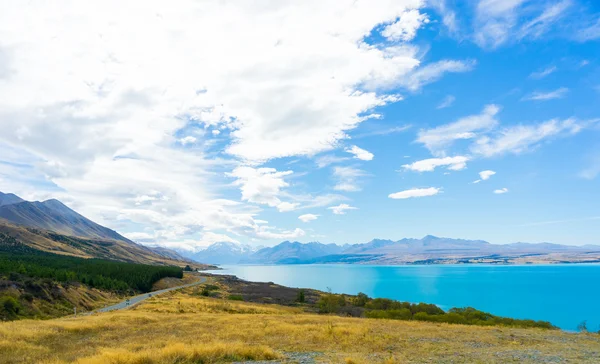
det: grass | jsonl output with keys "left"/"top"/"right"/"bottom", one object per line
{"left": 1, "top": 288, "right": 599, "bottom": 363}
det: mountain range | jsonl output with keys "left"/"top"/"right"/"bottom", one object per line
{"left": 179, "top": 235, "right": 600, "bottom": 265}
{"left": 0, "top": 191, "right": 197, "bottom": 267}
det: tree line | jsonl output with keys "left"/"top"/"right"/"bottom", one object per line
{"left": 0, "top": 233, "right": 182, "bottom": 292}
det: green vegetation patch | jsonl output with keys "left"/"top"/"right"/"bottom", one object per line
{"left": 0, "top": 232, "right": 183, "bottom": 293}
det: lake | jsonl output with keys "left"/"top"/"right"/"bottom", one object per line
{"left": 208, "top": 264, "right": 600, "bottom": 331}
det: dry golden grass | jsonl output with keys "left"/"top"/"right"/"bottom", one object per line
{"left": 1, "top": 290, "right": 599, "bottom": 363}
{"left": 151, "top": 273, "right": 203, "bottom": 291}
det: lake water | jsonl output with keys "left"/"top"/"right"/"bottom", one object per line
{"left": 208, "top": 264, "right": 600, "bottom": 331}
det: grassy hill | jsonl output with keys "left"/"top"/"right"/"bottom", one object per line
{"left": 1, "top": 276, "right": 599, "bottom": 363}
{"left": 0, "top": 221, "right": 204, "bottom": 267}
{"left": 0, "top": 235, "right": 185, "bottom": 320}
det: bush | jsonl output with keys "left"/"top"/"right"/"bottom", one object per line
{"left": 352, "top": 292, "right": 369, "bottom": 307}
{"left": 228, "top": 295, "right": 244, "bottom": 301}
{"left": 0, "top": 296, "right": 21, "bottom": 317}
{"left": 318, "top": 292, "right": 345, "bottom": 313}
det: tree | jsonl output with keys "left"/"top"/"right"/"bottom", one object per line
{"left": 353, "top": 292, "right": 369, "bottom": 307}
{"left": 296, "top": 289, "right": 305, "bottom": 303}
{"left": 577, "top": 320, "right": 588, "bottom": 333}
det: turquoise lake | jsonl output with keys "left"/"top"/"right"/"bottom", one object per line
{"left": 209, "top": 264, "right": 600, "bottom": 331}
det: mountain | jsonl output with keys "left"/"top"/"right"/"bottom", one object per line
{"left": 0, "top": 196, "right": 130, "bottom": 242}
{"left": 0, "top": 192, "right": 24, "bottom": 207}
{"left": 195, "top": 235, "right": 600, "bottom": 265}
{"left": 0, "top": 192, "right": 206, "bottom": 267}
{"left": 242, "top": 241, "right": 345, "bottom": 264}
{"left": 187, "top": 242, "right": 257, "bottom": 264}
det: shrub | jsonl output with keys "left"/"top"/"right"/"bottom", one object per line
{"left": 0, "top": 296, "right": 21, "bottom": 317}
{"left": 228, "top": 295, "right": 244, "bottom": 301}
{"left": 318, "top": 292, "right": 345, "bottom": 313}
{"left": 352, "top": 292, "right": 369, "bottom": 307}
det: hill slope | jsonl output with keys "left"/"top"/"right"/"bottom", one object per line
{"left": 0, "top": 192, "right": 24, "bottom": 207}
{"left": 0, "top": 192, "right": 207, "bottom": 267}
{"left": 0, "top": 197, "right": 130, "bottom": 242}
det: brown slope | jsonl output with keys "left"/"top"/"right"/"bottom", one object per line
{"left": 0, "top": 221, "right": 209, "bottom": 268}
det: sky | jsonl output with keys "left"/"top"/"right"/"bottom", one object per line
{"left": 0, "top": 0, "right": 599, "bottom": 251}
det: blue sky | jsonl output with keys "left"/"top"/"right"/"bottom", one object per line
{"left": 0, "top": 0, "right": 599, "bottom": 250}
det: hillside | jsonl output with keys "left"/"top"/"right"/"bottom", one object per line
{"left": 0, "top": 192, "right": 207, "bottom": 267}
{"left": 0, "top": 195, "right": 131, "bottom": 242}
{"left": 2, "top": 275, "right": 599, "bottom": 363}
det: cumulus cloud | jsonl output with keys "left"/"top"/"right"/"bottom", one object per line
{"left": 402, "top": 156, "right": 468, "bottom": 172}
{"left": 522, "top": 87, "right": 569, "bottom": 101}
{"left": 328, "top": 203, "right": 358, "bottom": 215}
{"left": 228, "top": 166, "right": 297, "bottom": 212}
{"left": 345, "top": 145, "right": 374, "bottom": 161}
{"left": 179, "top": 136, "right": 197, "bottom": 145}
{"left": 298, "top": 214, "right": 319, "bottom": 223}
{"left": 0, "top": 0, "right": 469, "bottom": 249}
{"left": 473, "top": 170, "right": 496, "bottom": 183}
{"left": 493, "top": 187, "right": 509, "bottom": 194}
{"left": 381, "top": 9, "right": 429, "bottom": 41}
{"left": 388, "top": 187, "right": 441, "bottom": 199}
{"left": 333, "top": 166, "right": 368, "bottom": 192}
{"left": 417, "top": 104, "right": 500, "bottom": 155}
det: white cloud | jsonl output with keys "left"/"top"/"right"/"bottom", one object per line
{"left": 518, "top": 0, "right": 572, "bottom": 40}
{"left": 522, "top": 87, "right": 569, "bottom": 101}
{"left": 276, "top": 202, "right": 300, "bottom": 212}
{"left": 429, "top": 0, "right": 460, "bottom": 35}
{"left": 178, "top": 136, "right": 197, "bottom": 145}
{"left": 417, "top": 104, "right": 500, "bottom": 155}
{"left": 436, "top": 95, "right": 455, "bottom": 109}
{"left": 529, "top": 66, "right": 557, "bottom": 79}
{"left": 333, "top": 166, "right": 367, "bottom": 192}
{"left": 474, "top": 0, "right": 572, "bottom": 49}
{"left": 298, "top": 214, "right": 319, "bottom": 223}
{"left": 388, "top": 187, "right": 441, "bottom": 199}
{"left": 228, "top": 166, "right": 296, "bottom": 211}
{"left": 398, "top": 60, "right": 476, "bottom": 91}
{"left": 328, "top": 203, "right": 358, "bottom": 215}
{"left": 471, "top": 118, "right": 583, "bottom": 157}
{"left": 352, "top": 125, "right": 412, "bottom": 138}
{"left": 473, "top": 170, "right": 496, "bottom": 183}
{"left": 493, "top": 187, "right": 509, "bottom": 194}
{"left": 402, "top": 156, "right": 469, "bottom": 172}
{"left": 0, "top": 0, "right": 468, "bottom": 249}
{"left": 315, "top": 155, "right": 350, "bottom": 168}
{"left": 345, "top": 145, "right": 374, "bottom": 161}
{"left": 382, "top": 9, "right": 429, "bottom": 42}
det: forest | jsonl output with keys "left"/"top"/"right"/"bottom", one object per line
{"left": 0, "top": 232, "right": 183, "bottom": 292}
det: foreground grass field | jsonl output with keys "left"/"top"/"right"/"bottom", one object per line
{"left": 2, "top": 285, "right": 599, "bottom": 363}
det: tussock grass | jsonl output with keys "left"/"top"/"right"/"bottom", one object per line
{"left": 71, "top": 342, "right": 280, "bottom": 364}
{"left": 1, "top": 292, "right": 599, "bottom": 363}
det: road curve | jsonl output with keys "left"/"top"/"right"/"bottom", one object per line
{"left": 92, "top": 276, "right": 207, "bottom": 314}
